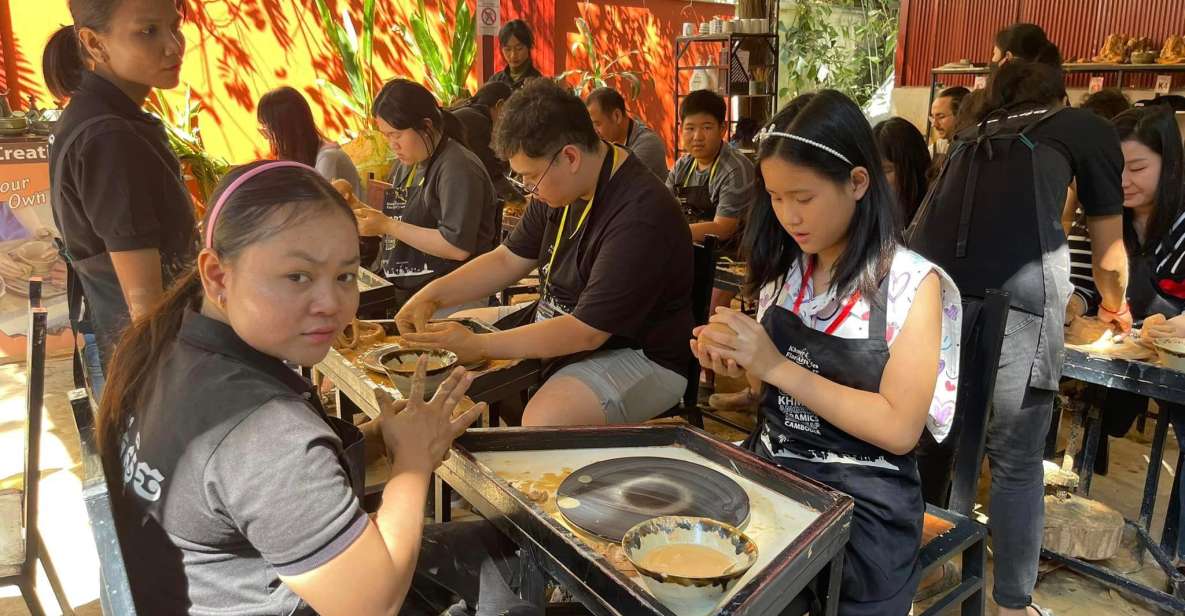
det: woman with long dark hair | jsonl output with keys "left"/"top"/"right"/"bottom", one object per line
{"left": 451, "top": 80, "right": 515, "bottom": 198}
{"left": 1068, "top": 108, "right": 1185, "bottom": 550}
{"left": 489, "top": 19, "right": 543, "bottom": 90}
{"left": 695, "top": 90, "right": 962, "bottom": 615}
{"left": 993, "top": 22, "right": 1063, "bottom": 67}
{"left": 45, "top": 0, "right": 197, "bottom": 394}
{"left": 98, "top": 161, "right": 537, "bottom": 615}
{"left": 257, "top": 86, "right": 361, "bottom": 198}
{"left": 873, "top": 117, "right": 931, "bottom": 225}
{"left": 356, "top": 79, "right": 497, "bottom": 313}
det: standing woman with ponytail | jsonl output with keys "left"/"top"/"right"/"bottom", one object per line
{"left": 46, "top": 0, "right": 197, "bottom": 391}
{"left": 357, "top": 79, "right": 497, "bottom": 313}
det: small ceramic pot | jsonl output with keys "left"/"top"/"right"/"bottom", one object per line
{"left": 1154, "top": 337, "right": 1185, "bottom": 372}
{"left": 381, "top": 348, "right": 459, "bottom": 398}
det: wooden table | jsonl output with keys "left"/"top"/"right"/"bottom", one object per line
{"left": 437, "top": 426, "right": 853, "bottom": 616}
{"left": 1048, "top": 348, "right": 1185, "bottom": 612}
{"left": 314, "top": 318, "right": 542, "bottom": 423}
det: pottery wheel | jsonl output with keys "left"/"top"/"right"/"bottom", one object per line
{"left": 555, "top": 457, "right": 749, "bottom": 542}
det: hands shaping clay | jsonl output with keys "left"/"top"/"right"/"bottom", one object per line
{"left": 331, "top": 179, "right": 367, "bottom": 211}
{"left": 333, "top": 319, "right": 386, "bottom": 350}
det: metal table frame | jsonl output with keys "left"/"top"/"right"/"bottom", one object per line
{"left": 1050, "top": 348, "right": 1185, "bottom": 613}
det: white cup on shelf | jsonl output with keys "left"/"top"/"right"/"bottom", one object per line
{"left": 683, "top": 22, "right": 695, "bottom": 37}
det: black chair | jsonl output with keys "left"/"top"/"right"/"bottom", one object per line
{"left": 915, "top": 289, "right": 1010, "bottom": 616}
{"left": 657, "top": 236, "right": 722, "bottom": 428}
{"left": 0, "top": 304, "right": 74, "bottom": 616}
{"left": 68, "top": 386, "right": 139, "bottom": 616}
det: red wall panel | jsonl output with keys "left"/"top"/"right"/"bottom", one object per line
{"left": 898, "top": 0, "right": 1185, "bottom": 89}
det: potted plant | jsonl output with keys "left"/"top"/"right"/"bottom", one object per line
{"left": 145, "top": 87, "right": 229, "bottom": 219}
{"left": 314, "top": 0, "right": 394, "bottom": 183}
{"left": 556, "top": 16, "right": 642, "bottom": 98}
{"left": 397, "top": 0, "right": 477, "bottom": 107}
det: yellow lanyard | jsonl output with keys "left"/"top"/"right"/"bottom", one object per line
{"left": 403, "top": 163, "right": 420, "bottom": 189}
{"left": 681, "top": 151, "right": 721, "bottom": 188}
{"left": 544, "top": 146, "right": 622, "bottom": 291}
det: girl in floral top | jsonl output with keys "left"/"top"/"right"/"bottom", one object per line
{"left": 694, "top": 91, "right": 962, "bottom": 615}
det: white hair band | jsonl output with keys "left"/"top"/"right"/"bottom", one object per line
{"left": 756, "top": 127, "right": 853, "bottom": 166}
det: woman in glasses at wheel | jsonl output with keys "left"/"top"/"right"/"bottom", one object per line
{"left": 354, "top": 79, "right": 498, "bottom": 314}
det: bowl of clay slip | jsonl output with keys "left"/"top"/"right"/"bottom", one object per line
{"left": 622, "top": 516, "right": 758, "bottom": 615}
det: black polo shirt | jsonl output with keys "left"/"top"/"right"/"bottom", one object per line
{"left": 112, "top": 311, "right": 365, "bottom": 614}
{"left": 50, "top": 71, "right": 196, "bottom": 269}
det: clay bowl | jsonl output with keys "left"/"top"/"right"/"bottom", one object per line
{"left": 14, "top": 241, "right": 57, "bottom": 274}
{"left": 0, "top": 116, "right": 27, "bottom": 131}
{"left": 1132, "top": 51, "right": 1158, "bottom": 65}
{"left": 622, "top": 516, "right": 758, "bottom": 615}
{"left": 1153, "top": 337, "right": 1185, "bottom": 372}
{"left": 381, "top": 348, "right": 458, "bottom": 398}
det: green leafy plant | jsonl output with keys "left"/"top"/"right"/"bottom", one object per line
{"left": 778, "top": 0, "right": 898, "bottom": 109}
{"left": 397, "top": 0, "right": 477, "bottom": 106}
{"left": 556, "top": 16, "right": 641, "bottom": 98}
{"left": 314, "top": 0, "right": 378, "bottom": 132}
{"left": 145, "top": 87, "right": 229, "bottom": 208}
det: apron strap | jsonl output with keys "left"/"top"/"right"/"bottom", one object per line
{"left": 51, "top": 114, "right": 124, "bottom": 391}
{"left": 869, "top": 273, "right": 891, "bottom": 340}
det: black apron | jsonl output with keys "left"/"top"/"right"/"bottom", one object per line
{"left": 50, "top": 114, "right": 193, "bottom": 372}
{"left": 749, "top": 274, "right": 923, "bottom": 616}
{"left": 673, "top": 156, "right": 719, "bottom": 224}
{"left": 1128, "top": 251, "right": 1185, "bottom": 321}
{"left": 380, "top": 139, "right": 455, "bottom": 302}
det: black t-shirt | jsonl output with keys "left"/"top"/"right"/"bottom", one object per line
{"left": 504, "top": 146, "right": 694, "bottom": 374}
{"left": 1024, "top": 107, "right": 1124, "bottom": 218}
{"left": 50, "top": 71, "right": 196, "bottom": 269}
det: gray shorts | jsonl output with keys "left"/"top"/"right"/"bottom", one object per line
{"left": 553, "top": 348, "right": 686, "bottom": 424}
{"left": 482, "top": 303, "right": 686, "bottom": 423}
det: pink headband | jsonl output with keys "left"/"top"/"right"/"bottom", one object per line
{"left": 204, "top": 160, "right": 315, "bottom": 250}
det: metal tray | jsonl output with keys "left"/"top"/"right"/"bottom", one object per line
{"left": 437, "top": 425, "right": 853, "bottom": 616}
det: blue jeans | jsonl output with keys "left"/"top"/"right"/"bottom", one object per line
{"left": 986, "top": 310, "right": 1055, "bottom": 609}
{"left": 83, "top": 332, "right": 106, "bottom": 400}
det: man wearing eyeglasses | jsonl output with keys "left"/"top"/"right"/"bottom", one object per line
{"left": 396, "top": 79, "right": 693, "bottom": 427}
{"left": 930, "top": 86, "right": 970, "bottom": 157}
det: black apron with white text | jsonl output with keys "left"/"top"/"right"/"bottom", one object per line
{"left": 380, "top": 138, "right": 460, "bottom": 299}
{"left": 751, "top": 278, "right": 923, "bottom": 616}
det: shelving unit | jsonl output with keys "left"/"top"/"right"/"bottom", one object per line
{"left": 674, "top": 24, "right": 781, "bottom": 157}
{"left": 926, "top": 63, "right": 1185, "bottom": 140}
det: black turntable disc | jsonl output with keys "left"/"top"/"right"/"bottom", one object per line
{"left": 555, "top": 456, "right": 750, "bottom": 542}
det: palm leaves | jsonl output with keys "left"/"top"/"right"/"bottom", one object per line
{"left": 144, "top": 88, "right": 230, "bottom": 208}
{"left": 556, "top": 16, "right": 641, "bottom": 98}
{"left": 314, "top": 0, "right": 378, "bottom": 132}
{"left": 398, "top": 0, "right": 477, "bottom": 106}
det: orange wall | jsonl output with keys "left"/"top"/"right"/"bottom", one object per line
{"left": 5, "top": 0, "right": 731, "bottom": 164}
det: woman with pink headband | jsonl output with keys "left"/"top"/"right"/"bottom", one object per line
{"left": 96, "top": 161, "right": 541, "bottom": 615}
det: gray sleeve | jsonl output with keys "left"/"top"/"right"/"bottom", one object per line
{"left": 204, "top": 398, "right": 368, "bottom": 576}
{"left": 665, "top": 159, "right": 682, "bottom": 191}
{"left": 712, "top": 155, "right": 755, "bottom": 219}
{"left": 316, "top": 148, "right": 363, "bottom": 198}
{"left": 434, "top": 151, "right": 494, "bottom": 253}
{"left": 632, "top": 133, "right": 669, "bottom": 179}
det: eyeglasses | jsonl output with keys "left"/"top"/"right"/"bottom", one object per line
{"left": 506, "top": 148, "right": 563, "bottom": 198}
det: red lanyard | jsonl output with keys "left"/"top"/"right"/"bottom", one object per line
{"left": 792, "top": 258, "right": 862, "bottom": 335}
